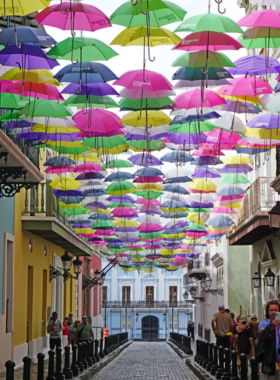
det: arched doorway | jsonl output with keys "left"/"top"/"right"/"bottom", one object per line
{"left": 141, "top": 315, "right": 159, "bottom": 341}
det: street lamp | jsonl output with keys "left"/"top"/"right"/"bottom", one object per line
{"left": 183, "top": 291, "right": 189, "bottom": 301}
{"left": 205, "top": 277, "right": 212, "bottom": 289}
{"left": 265, "top": 268, "right": 275, "bottom": 287}
{"left": 49, "top": 251, "right": 83, "bottom": 282}
{"left": 189, "top": 287, "right": 197, "bottom": 297}
{"left": 252, "top": 272, "right": 261, "bottom": 288}
{"left": 200, "top": 279, "right": 206, "bottom": 290}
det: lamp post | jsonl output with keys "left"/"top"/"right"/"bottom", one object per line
{"left": 265, "top": 268, "right": 276, "bottom": 287}
{"left": 49, "top": 252, "right": 83, "bottom": 282}
{"left": 252, "top": 272, "right": 261, "bottom": 288}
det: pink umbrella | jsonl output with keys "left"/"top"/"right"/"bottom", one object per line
{"left": 0, "top": 79, "right": 14, "bottom": 92}
{"left": 111, "top": 207, "right": 138, "bottom": 217}
{"left": 206, "top": 129, "right": 242, "bottom": 145}
{"left": 74, "top": 162, "right": 105, "bottom": 173}
{"left": 135, "top": 198, "right": 162, "bottom": 206}
{"left": 45, "top": 165, "right": 75, "bottom": 173}
{"left": 78, "top": 129, "right": 125, "bottom": 138}
{"left": 35, "top": 3, "right": 111, "bottom": 33}
{"left": 7, "top": 81, "right": 64, "bottom": 101}
{"left": 193, "top": 147, "right": 225, "bottom": 157}
{"left": 217, "top": 77, "right": 273, "bottom": 96}
{"left": 133, "top": 176, "right": 164, "bottom": 183}
{"left": 173, "top": 89, "right": 226, "bottom": 110}
{"left": 114, "top": 70, "right": 172, "bottom": 91}
{"left": 73, "top": 109, "right": 122, "bottom": 132}
{"left": 94, "top": 230, "right": 116, "bottom": 236}
{"left": 119, "top": 88, "right": 176, "bottom": 99}
{"left": 173, "top": 31, "right": 243, "bottom": 51}
{"left": 238, "top": 9, "right": 280, "bottom": 28}
{"left": 212, "top": 207, "right": 237, "bottom": 214}
{"left": 138, "top": 223, "right": 163, "bottom": 232}
{"left": 142, "top": 237, "right": 162, "bottom": 242}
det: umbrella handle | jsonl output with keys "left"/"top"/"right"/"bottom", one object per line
{"left": 131, "top": 0, "right": 139, "bottom": 5}
{"left": 141, "top": 0, "right": 149, "bottom": 15}
{"left": 215, "top": 0, "right": 226, "bottom": 14}
{"left": 14, "top": 31, "right": 21, "bottom": 49}
{"left": 147, "top": 37, "right": 155, "bottom": 62}
{"left": 60, "top": 0, "right": 69, "bottom": 14}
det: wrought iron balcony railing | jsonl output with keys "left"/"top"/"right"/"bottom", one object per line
{"left": 102, "top": 301, "right": 194, "bottom": 309}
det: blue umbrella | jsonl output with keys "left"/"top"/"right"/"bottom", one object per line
{"left": 208, "top": 215, "right": 235, "bottom": 228}
{"left": 274, "top": 83, "right": 280, "bottom": 93}
{"left": 173, "top": 67, "right": 233, "bottom": 81}
{"left": 54, "top": 62, "right": 118, "bottom": 83}
{"left": 234, "top": 146, "right": 270, "bottom": 155}
{"left": 217, "top": 186, "right": 245, "bottom": 196}
{"left": 76, "top": 172, "right": 105, "bottom": 180}
{"left": 83, "top": 189, "right": 107, "bottom": 197}
{"left": 89, "top": 214, "right": 114, "bottom": 220}
{"left": 164, "top": 176, "right": 192, "bottom": 184}
{"left": 44, "top": 156, "right": 75, "bottom": 166}
{"left": 105, "top": 172, "right": 134, "bottom": 182}
{"left": 0, "top": 26, "right": 56, "bottom": 46}
{"left": 57, "top": 196, "right": 84, "bottom": 204}
{"left": 162, "top": 200, "right": 186, "bottom": 209}
{"left": 190, "top": 156, "right": 223, "bottom": 166}
{"left": 134, "top": 167, "right": 164, "bottom": 177}
{"left": 192, "top": 168, "right": 221, "bottom": 178}
{"left": 171, "top": 112, "right": 221, "bottom": 124}
{"left": 161, "top": 212, "right": 188, "bottom": 219}
{"left": 161, "top": 151, "right": 193, "bottom": 163}
{"left": 164, "top": 185, "right": 189, "bottom": 195}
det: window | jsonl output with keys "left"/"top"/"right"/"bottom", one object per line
{"left": 146, "top": 286, "right": 154, "bottom": 301}
{"left": 217, "top": 266, "right": 224, "bottom": 285}
{"left": 102, "top": 286, "right": 107, "bottom": 304}
{"left": 121, "top": 315, "right": 131, "bottom": 331}
{"left": 122, "top": 286, "right": 131, "bottom": 303}
{"left": 169, "top": 314, "right": 178, "bottom": 331}
{"left": 169, "top": 286, "right": 177, "bottom": 303}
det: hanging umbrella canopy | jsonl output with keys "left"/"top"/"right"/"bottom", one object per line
{"left": 246, "top": 114, "right": 280, "bottom": 130}
{"left": 50, "top": 177, "right": 81, "bottom": 191}
{"left": 173, "top": 78, "right": 231, "bottom": 89}
{"left": 222, "top": 100, "right": 262, "bottom": 115}
{"left": 223, "top": 154, "right": 252, "bottom": 165}
{"left": 188, "top": 178, "right": 217, "bottom": 193}
{"left": 217, "top": 77, "right": 273, "bottom": 97}
{"left": 111, "top": 26, "right": 181, "bottom": 47}
{"left": 64, "top": 95, "right": 119, "bottom": 109}
{"left": 119, "top": 97, "right": 174, "bottom": 110}
{"left": 105, "top": 172, "right": 134, "bottom": 182}
{"left": 7, "top": 81, "right": 64, "bottom": 101}
{"left": 192, "top": 167, "right": 220, "bottom": 179}
{"left": 110, "top": 0, "right": 187, "bottom": 28}
{"left": 173, "top": 89, "right": 226, "bottom": 109}
{"left": 172, "top": 50, "right": 235, "bottom": 68}
{"left": 173, "top": 66, "right": 233, "bottom": 81}
{"left": 208, "top": 215, "right": 235, "bottom": 228}
{"left": 238, "top": 8, "right": 280, "bottom": 28}
{"left": 119, "top": 87, "right": 176, "bottom": 99}
{"left": 161, "top": 151, "right": 193, "bottom": 163}
{"left": 122, "top": 110, "right": 171, "bottom": 127}
{"left": 21, "top": 99, "right": 72, "bottom": 118}
{"left": 1, "top": 68, "right": 60, "bottom": 86}
{"left": 175, "top": 12, "right": 243, "bottom": 33}
{"left": 62, "top": 82, "right": 119, "bottom": 97}
{"left": 261, "top": 93, "right": 280, "bottom": 113}
{"left": 218, "top": 173, "right": 250, "bottom": 185}
{"left": 128, "top": 153, "right": 163, "bottom": 167}
{"left": 134, "top": 167, "right": 164, "bottom": 177}
{"left": 228, "top": 55, "right": 280, "bottom": 75}
{"left": 114, "top": 69, "right": 172, "bottom": 90}
{"left": 103, "top": 159, "right": 134, "bottom": 169}
{"left": 106, "top": 181, "right": 135, "bottom": 195}
{"left": 73, "top": 108, "right": 121, "bottom": 132}
{"left": 0, "top": 26, "right": 56, "bottom": 46}
{"left": 36, "top": 2, "right": 112, "bottom": 32}
{"left": 1, "top": 0, "right": 49, "bottom": 16}
{"left": 208, "top": 112, "right": 245, "bottom": 135}
{"left": 134, "top": 190, "right": 163, "bottom": 199}
{"left": 47, "top": 37, "right": 118, "bottom": 62}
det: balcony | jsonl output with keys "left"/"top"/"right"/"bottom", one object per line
{"left": 21, "top": 182, "right": 93, "bottom": 257}
{"left": 228, "top": 177, "right": 278, "bottom": 246}
{"left": 102, "top": 301, "right": 194, "bottom": 309}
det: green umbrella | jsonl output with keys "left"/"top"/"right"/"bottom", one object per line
{"left": 108, "top": 202, "right": 137, "bottom": 209}
{"left": 110, "top": 0, "right": 187, "bottom": 28}
{"left": 128, "top": 139, "right": 165, "bottom": 151}
{"left": 188, "top": 208, "right": 212, "bottom": 213}
{"left": 102, "top": 159, "right": 134, "bottom": 169}
{"left": 0, "top": 93, "right": 30, "bottom": 109}
{"left": 91, "top": 220, "right": 114, "bottom": 228}
{"left": 175, "top": 13, "right": 243, "bottom": 34}
{"left": 139, "top": 232, "right": 163, "bottom": 239}
{"left": 218, "top": 173, "right": 250, "bottom": 185}
{"left": 106, "top": 181, "right": 135, "bottom": 193}
{"left": 47, "top": 37, "right": 118, "bottom": 62}
{"left": 134, "top": 190, "right": 163, "bottom": 199}
{"left": 62, "top": 206, "right": 90, "bottom": 215}
{"left": 169, "top": 121, "right": 217, "bottom": 134}
{"left": 119, "top": 97, "right": 174, "bottom": 110}
{"left": 172, "top": 51, "right": 235, "bottom": 68}
{"left": 0, "top": 109, "right": 23, "bottom": 122}
{"left": 238, "top": 27, "right": 280, "bottom": 49}
{"left": 64, "top": 95, "right": 119, "bottom": 109}
{"left": 83, "top": 136, "right": 127, "bottom": 149}
{"left": 21, "top": 99, "right": 72, "bottom": 118}
{"left": 45, "top": 144, "right": 89, "bottom": 155}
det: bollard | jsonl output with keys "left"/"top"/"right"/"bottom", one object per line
{"left": 216, "top": 346, "right": 224, "bottom": 379}
{"left": 77, "top": 343, "right": 84, "bottom": 373}
{"left": 206, "top": 343, "right": 214, "bottom": 371}
{"left": 63, "top": 346, "right": 73, "bottom": 379}
{"left": 23, "top": 356, "right": 32, "bottom": 380}
{"left": 99, "top": 338, "right": 104, "bottom": 359}
{"left": 221, "top": 348, "right": 231, "bottom": 380}
{"left": 210, "top": 344, "right": 219, "bottom": 376}
{"left": 230, "top": 351, "right": 239, "bottom": 380}
{"left": 94, "top": 339, "right": 100, "bottom": 362}
{"left": 240, "top": 353, "right": 248, "bottom": 380}
{"left": 82, "top": 342, "right": 88, "bottom": 370}
{"left": 198, "top": 341, "right": 205, "bottom": 366}
{"left": 250, "top": 357, "right": 258, "bottom": 380}
{"left": 37, "top": 353, "right": 45, "bottom": 380}
{"left": 90, "top": 340, "right": 96, "bottom": 364}
{"left": 194, "top": 340, "right": 200, "bottom": 362}
{"left": 46, "top": 350, "right": 55, "bottom": 380}
{"left": 86, "top": 341, "right": 93, "bottom": 367}
{"left": 71, "top": 345, "right": 79, "bottom": 377}
{"left": 5, "top": 360, "right": 15, "bottom": 380}
{"left": 202, "top": 342, "right": 210, "bottom": 368}
{"left": 55, "top": 347, "right": 65, "bottom": 380}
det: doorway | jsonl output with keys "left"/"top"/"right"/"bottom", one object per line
{"left": 141, "top": 315, "right": 159, "bottom": 341}
{"left": 27, "top": 266, "right": 33, "bottom": 355}
{"left": 146, "top": 286, "right": 154, "bottom": 301}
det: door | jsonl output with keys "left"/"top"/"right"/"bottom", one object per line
{"left": 141, "top": 316, "right": 159, "bottom": 341}
{"left": 146, "top": 286, "right": 154, "bottom": 301}
{"left": 169, "top": 286, "right": 177, "bottom": 306}
{"left": 27, "top": 266, "right": 33, "bottom": 355}
{"left": 122, "top": 286, "right": 131, "bottom": 305}
{"left": 42, "top": 270, "right": 47, "bottom": 348}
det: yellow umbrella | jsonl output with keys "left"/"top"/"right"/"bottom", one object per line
{"left": 1, "top": 0, "right": 49, "bottom": 16}
{"left": 73, "top": 228, "right": 96, "bottom": 234}
{"left": 111, "top": 26, "right": 181, "bottom": 47}
{"left": 161, "top": 207, "right": 187, "bottom": 213}
{"left": 134, "top": 183, "right": 164, "bottom": 191}
{"left": 245, "top": 128, "right": 280, "bottom": 141}
{"left": 33, "top": 125, "right": 80, "bottom": 134}
{"left": 59, "top": 202, "right": 81, "bottom": 209}
{"left": 162, "top": 233, "right": 185, "bottom": 239}
{"left": 1, "top": 68, "right": 60, "bottom": 86}
{"left": 70, "top": 152, "right": 101, "bottom": 162}
{"left": 214, "top": 89, "right": 261, "bottom": 104}
{"left": 188, "top": 178, "right": 217, "bottom": 192}
{"left": 45, "top": 140, "right": 86, "bottom": 148}
{"left": 49, "top": 177, "right": 81, "bottom": 191}
{"left": 114, "top": 219, "right": 139, "bottom": 227}
{"left": 122, "top": 110, "right": 171, "bottom": 128}
{"left": 95, "top": 145, "right": 128, "bottom": 155}
{"left": 223, "top": 154, "right": 252, "bottom": 165}
{"left": 224, "top": 203, "right": 241, "bottom": 208}
{"left": 187, "top": 213, "right": 205, "bottom": 226}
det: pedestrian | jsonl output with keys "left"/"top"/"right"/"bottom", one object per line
{"left": 67, "top": 313, "right": 74, "bottom": 327}
{"left": 250, "top": 314, "right": 259, "bottom": 349}
{"left": 62, "top": 317, "right": 69, "bottom": 347}
{"left": 230, "top": 312, "right": 237, "bottom": 325}
{"left": 69, "top": 320, "right": 81, "bottom": 347}
{"left": 256, "top": 299, "right": 280, "bottom": 379}
{"left": 76, "top": 316, "right": 94, "bottom": 343}
{"left": 47, "top": 311, "right": 62, "bottom": 350}
{"left": 211, "top": 304, "right": 233, "bottom": 349}
{"left": 187, "top": 320, "right": 195, "bottom": 341}
{"left": 234, "top": 315, "right": 254, "bottom": 371}
{"left": 225, "top": 309, "right": 230, "bottom": 314}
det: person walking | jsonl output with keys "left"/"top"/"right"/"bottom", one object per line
{"left": 67, "top": 313, "right": 74, "bottom": 327}
{"left": 256, "top": 300, "right": 280, "bottom": 379}
{"left": 47, "top": 312, "right": 62, "bottom": 350}
{"left": 62, "top": 317, "right": 69, "bottom": 347}
{"left": 234, "top": 316, "right": 254, "bottom": 371}
{"left": 212, "top": 304, "right": 233, "bottom": 349}
{"left": 68, "top": 320, "right": 81, "bottom": 347}
{"left": 250, "top": 314, "right": 259, "bottom": 349}
{"left": 76, "top": 316, "right": 94, "bottom": 343}
{"left": 187, "top": 320, "right": 195, "bottom": 341}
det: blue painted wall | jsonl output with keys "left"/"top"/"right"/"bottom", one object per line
{"left": 0, "top": 197, "right": 15, "bottom": 314}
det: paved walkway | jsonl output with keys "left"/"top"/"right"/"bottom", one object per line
{"left": 92, "top": 342, "right": 199, "bottom": 380}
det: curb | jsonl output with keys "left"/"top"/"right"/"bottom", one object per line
{"left": 185, "top": 358, "right": 213, "bottom": 380}
{"left": 167, "top": 341, "right": 188, "bottom": 359}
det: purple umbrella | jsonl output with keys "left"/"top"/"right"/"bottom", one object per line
{"left": 53, "top": 189, "right": 83, "bottom": 197}
{"left": 192, "top": 167, "right": 221, "bottom": 178}
{"left": 223, "top": 100, "right": 262, "bottom": 114}
{"left": 76, "top": 172, "right": 105, "bottom": 180}
{"left": 247, "top": 114, "right": 280, "bottom": 129}
{"left": 168, "top": 132, "right": 207, "bottom": 145}
{"left": 128, "top": 153, "right": 163, "bottom": 167}
{"left": 17, "top": 132, "right": 82, "bottom": 141}
{"left": 72, "top": 223, "right": 92, "bottom": 228}
{"left": 106, "top": 195, "right": 135, "bottom": 202}
{"left": 228, "top": 55, "right": 280, "bottom": 75}
{"left": 115, "top": 227, "right": 138, "bottom": 232}
{"left": 190, "top": 156, "right": 223, "bottom": 166}
{"left": 61, "top": 83, "right": 119, "bottom": 96}
{"left": 125, "top": 132, "right": 169, "bottom": 140}
{"left": 6, "top": 120, "right": 32, "bottom": 129}
{"left": 0, "top": 45, "right": 59, "bottom": 70}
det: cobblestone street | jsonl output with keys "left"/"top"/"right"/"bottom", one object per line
{"left": 92, "top": 342, "right": 199, "bottom": 380}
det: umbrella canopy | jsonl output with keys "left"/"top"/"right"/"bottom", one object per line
{"left": 1, "top": 0, "right": 49, "bottom": 16}
{"left": 0, "top": 26, "right": 56, "bottom": 45}
{"left": 172, "top": 51, "right": 235, "bottom": 68}
{"left": 173, "top": 89, "right": 226, "bottom": 109}
{"left": 238, "top": 9, "right": 280, "bottom": 28}
{"left": 114, "top": 69, "right": 172, "bottom": 90}
{"left": 228, "top": 55, "right": 280, "bottom": 75}
{"left": 73, "top": 108, "right": 121, "bottom": 132}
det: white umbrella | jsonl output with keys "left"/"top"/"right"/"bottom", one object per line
{"left": 186, "top": 194, "right": 215, "bottom": 204}
{"left": 137, "top": 215, "right": 161, "bottom": 224}
{"left": 261, "top": 93, "right": 280, "bottom": 113}
{"left": 170, "top": 107, "right": 221, "bottom": 117}
{"left": 253, "top": 0, "right": 280, "bottom": 4}
{"left": 208, "top": 111, "right": 245, "bottom": 135}
{"left": 162, "top": 193, "right": 186, "bottom": 202}
{"left": 116, "top": 231, "right": 139, "bottom": 239}
{"left": 165, "top": 167, "right": 192, "bottom": 178}
{"left": 20, "top": 116, "right": 76, "bottom": 127}
{"left": 80, "top": 180, "right": 107, "bottom": 189}
{"left": 67, "top": 214, "right": 90, "bottom": 222}
{"left": 123, "top": 125, "right": 170, "bottom": 136}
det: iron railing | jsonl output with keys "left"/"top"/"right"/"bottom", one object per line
{"left": 102, "top": 301, "right": 193, "bottom": 309}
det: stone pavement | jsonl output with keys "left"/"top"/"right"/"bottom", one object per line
{"left": 92, "top": 342, "right": 199, "bottom": 380}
